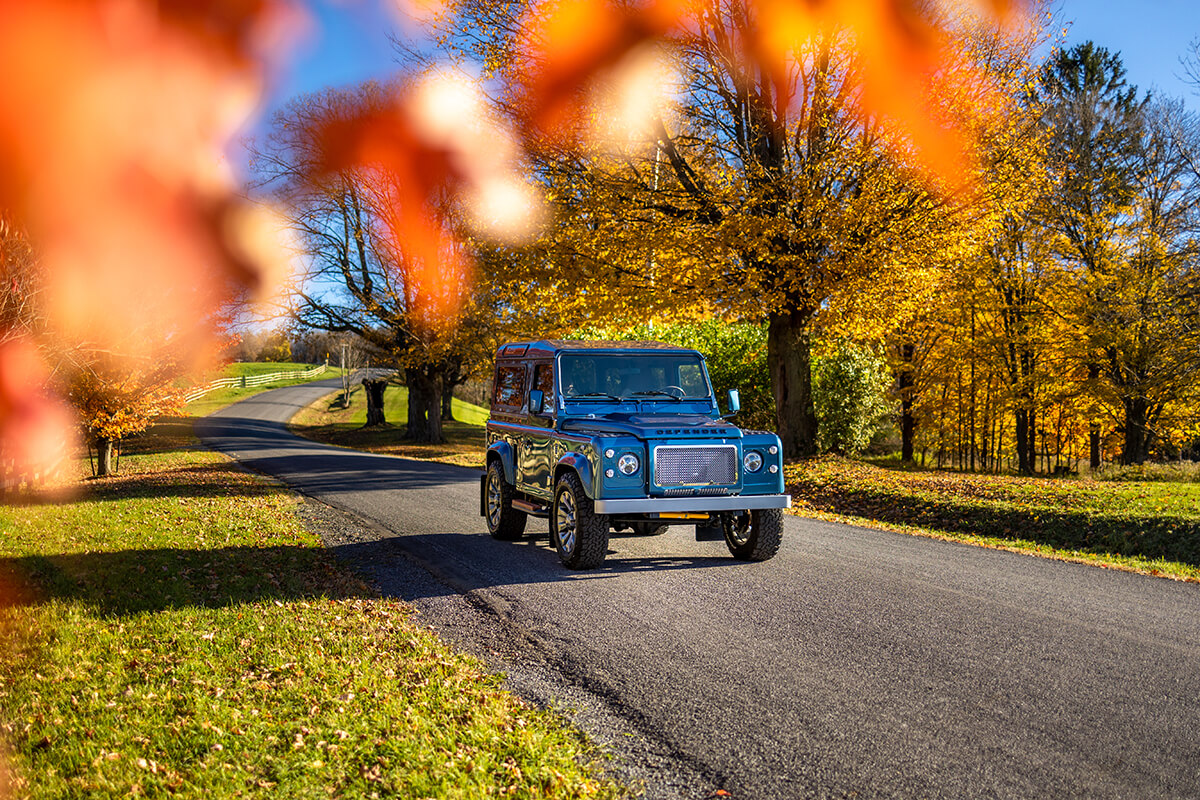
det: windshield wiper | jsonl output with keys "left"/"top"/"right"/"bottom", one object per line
{"left": 570, "top": 391, "right": 621, "bottom": 400}
{"left": 629, "top": 390, "right": 682, "bottom": 401}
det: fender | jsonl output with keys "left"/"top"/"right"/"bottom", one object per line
{"left": 555, "top": 452, "right": 596, "bottom": 500}
{"left": 486, "top": 441, "right": 517, "bottom": 486}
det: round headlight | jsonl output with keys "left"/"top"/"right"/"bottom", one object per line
{"left": 617, "top": 453, "right": 640, "bottom": 475}
{"left": 743, "top": 451, "right": 764, "bottom": 473}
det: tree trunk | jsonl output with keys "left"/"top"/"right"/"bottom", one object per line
{"left": 1087, "top": 364, "right": 1101, "bottom": 470}
{"left": 768, "top": 309, "right": 818, "bottom": 459}
{"left": 94, "top": 436, "right": 115, "bottom": 477}
{"left": 1014, "top": 408, "right": 1032, "bottom": 475}
{"left": 1027, "top": 409, "right": 1038, "bottom": 474}
{"left": 1122, "top": 397, "right": 1151, "bottom": 465}
{"left": 406, "top": 373, "right": 425, "bottom": 438}
{"left": 898, "top": 343, "right": 916, "bottom": 462}
{"left": 441, "top": 381, "right": 455, "bottom": 421}
{"left": 404, "top": 367, "right": 445, "bottom": 443}
{"left": 361, "top": 379, "right": 388, "bottom": 426}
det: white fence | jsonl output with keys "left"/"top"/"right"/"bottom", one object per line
{"left": 184, "top": 363, "right": 328, "bottom": 403}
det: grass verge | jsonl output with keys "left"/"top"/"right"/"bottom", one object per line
{"left": 0, "top": 421, "right": 619, "bottom": 798}
{"left": 786, "top": 456, "right": 1200, "bottom": 582}
{"left": 290, "top": 382, "right": 488, "bottom": 468}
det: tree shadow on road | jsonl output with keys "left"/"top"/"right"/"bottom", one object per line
{"left": 327, "top": 531, "right": 748, "bottom": 602}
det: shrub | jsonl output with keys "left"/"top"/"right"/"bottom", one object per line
{"left": 813, "top": 342, "right": 893, "bottom": 455}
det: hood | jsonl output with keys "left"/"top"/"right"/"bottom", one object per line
{"left": 560, "top": 413, "right": 739, "bottom": 439}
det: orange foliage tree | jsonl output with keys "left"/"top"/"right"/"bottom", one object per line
{"left": 4, "top": 215, "right": 195, "bottom": 477}
{"left": 896, "top": 44, "right": 1200, "bottom": 472}
{"left": 59, "top": 350, "right": 186, "bottom": 477}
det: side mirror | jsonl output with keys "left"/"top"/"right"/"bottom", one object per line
{"left": 528, "top": 389, "right": 545, "bottom": 415}
{"left": 723, "top": 388, "right": 740, "bottom": 417}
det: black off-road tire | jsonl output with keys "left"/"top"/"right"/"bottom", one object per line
{"left": 723, "top": 508, "right": 783, "bottom": 561}
{"left": 632, "top": 521, "right": 669, "bottom": 536}
{"left": 484, "top": 460, "right": 527, "bottom": 540}
{"left": 551, "top": 472, "right": 610, "bottom": 569}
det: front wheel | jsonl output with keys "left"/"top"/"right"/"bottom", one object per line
{"left": 551, "top": 472, "right": 610, "bottom": 569}
{"left": 484, "top": 460, "right": 527, "bottom": 540}
{"left": 723, "top": 509, "right": 783, "bottom": 561}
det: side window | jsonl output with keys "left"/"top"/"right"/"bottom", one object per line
{"left": 533, "top": 363, "right": 555, "bottom": 409}
{"left": 493, "top": 364, "right": 527, "bottom": 409}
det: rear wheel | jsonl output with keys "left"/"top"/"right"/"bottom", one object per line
{"left": 723, "top": 509, "right": 783, "bottom": 561}
{"left": 551, "top": 472, "right": 610, "bottom": 569}
{"left": 485, "top": 460, "right": 527, "bottom": 540}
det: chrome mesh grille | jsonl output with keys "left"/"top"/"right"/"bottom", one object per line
{"left": 654, "top": 446, "right": 737, "bottom": 486}
{"left": 663, "top": 487, "right": 732, "bottom": 496}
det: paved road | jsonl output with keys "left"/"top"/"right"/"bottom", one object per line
{"left": 197, "top": 379, "right": 1200, "bottom": 800}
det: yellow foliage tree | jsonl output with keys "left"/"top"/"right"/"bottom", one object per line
{"left": 441, "top": 0, "right": 1046, "bottom": 457}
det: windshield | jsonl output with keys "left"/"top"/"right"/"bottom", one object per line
{"left": 559, "top": 353, "right": 711, "bottom": 401}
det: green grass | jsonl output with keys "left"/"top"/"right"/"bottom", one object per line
{"left": 0, "top": 421, "right": 619, "bottom": 799}
{"left": 786, "top": 456, "right": 1200, "bottom": 582}
{"left": 186, "top": 364, "right": 344, "bottom": 418}
{"left": 1091, "top": 461, "right": 1200, "bottom": 483}
{"left": 290, "top": 382, "right": 489, "bottom": 468}
{"left": 330, "top": 380, "right": 485, "bottom": 428}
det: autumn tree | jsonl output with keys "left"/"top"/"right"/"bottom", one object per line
{"left": 3, "top": 216, "right": 191, "bottom": 476}
{"left": 979, "top": 215, "right": 1059, "bottom": 472}
{"left": 432, "top": 0, "right": 1041, "bottom": 458}
{"left": 1084, "top": 100, "right": 1200, "bottom": 462}
{"left": 254, "top": 82, "right": 490, "bottom": 443}
{"left": 888, "top": 318, "right": 939, "bottom": 463}
{"left": 59, "top": 349, "right": 186, "bottom": 476}
{"left": 1039, "top": 44, "right": 1200, "bottom": 464}
{"left": 875, "top": 45, "right": 1200, "bottom": 473}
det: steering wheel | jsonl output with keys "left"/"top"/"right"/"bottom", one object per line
{"left": 663, "top": 385, "right": 686, "bottom": 398}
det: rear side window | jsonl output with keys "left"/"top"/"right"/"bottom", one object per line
{"left": 533, "top": 363, "right": 554, "bottom": 400}
{"left": 493, "top": 364, "right": 527, "bottom": 409}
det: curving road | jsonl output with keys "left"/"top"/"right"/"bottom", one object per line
{"left": 197, "top": 378, "right": 1200, "bottom": 800}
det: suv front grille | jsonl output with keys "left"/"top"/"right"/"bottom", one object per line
{"left": 654, "top": 445, "right": 737, "bottom": 486}
{"left": 663, "top": 487, "right": 732, "bottom": 496}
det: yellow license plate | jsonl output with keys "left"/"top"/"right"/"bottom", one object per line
{"left": 656, "top": 512, "right": 708, "bottom": 520}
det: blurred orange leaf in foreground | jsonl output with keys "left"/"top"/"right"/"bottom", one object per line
{"left": 518, "top": 0, "right": 1022, "bottom": 178}
{"left": 0, "top": 0, "right": 301, "bottom": 480}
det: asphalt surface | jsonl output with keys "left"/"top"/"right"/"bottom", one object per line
{"left": 197, "top": 378, "right": 1200, "bottom": 800}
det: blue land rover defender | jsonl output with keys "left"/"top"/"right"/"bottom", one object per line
{"left": 480, "top": 340, "right": 791, "bottom": 569}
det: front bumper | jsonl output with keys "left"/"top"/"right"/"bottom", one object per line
{"left": 593, "top": 494, "right": 792, "bottom": 514}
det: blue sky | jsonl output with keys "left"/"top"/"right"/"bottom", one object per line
{"left": 1055, "top": 0, "right": 1199, "bottom": 99}
{"left": 246, "top": 0, "right": 1200, "bottom": 146}
{"left": 267, "top": 1, "right": 401, "bottom": 106}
